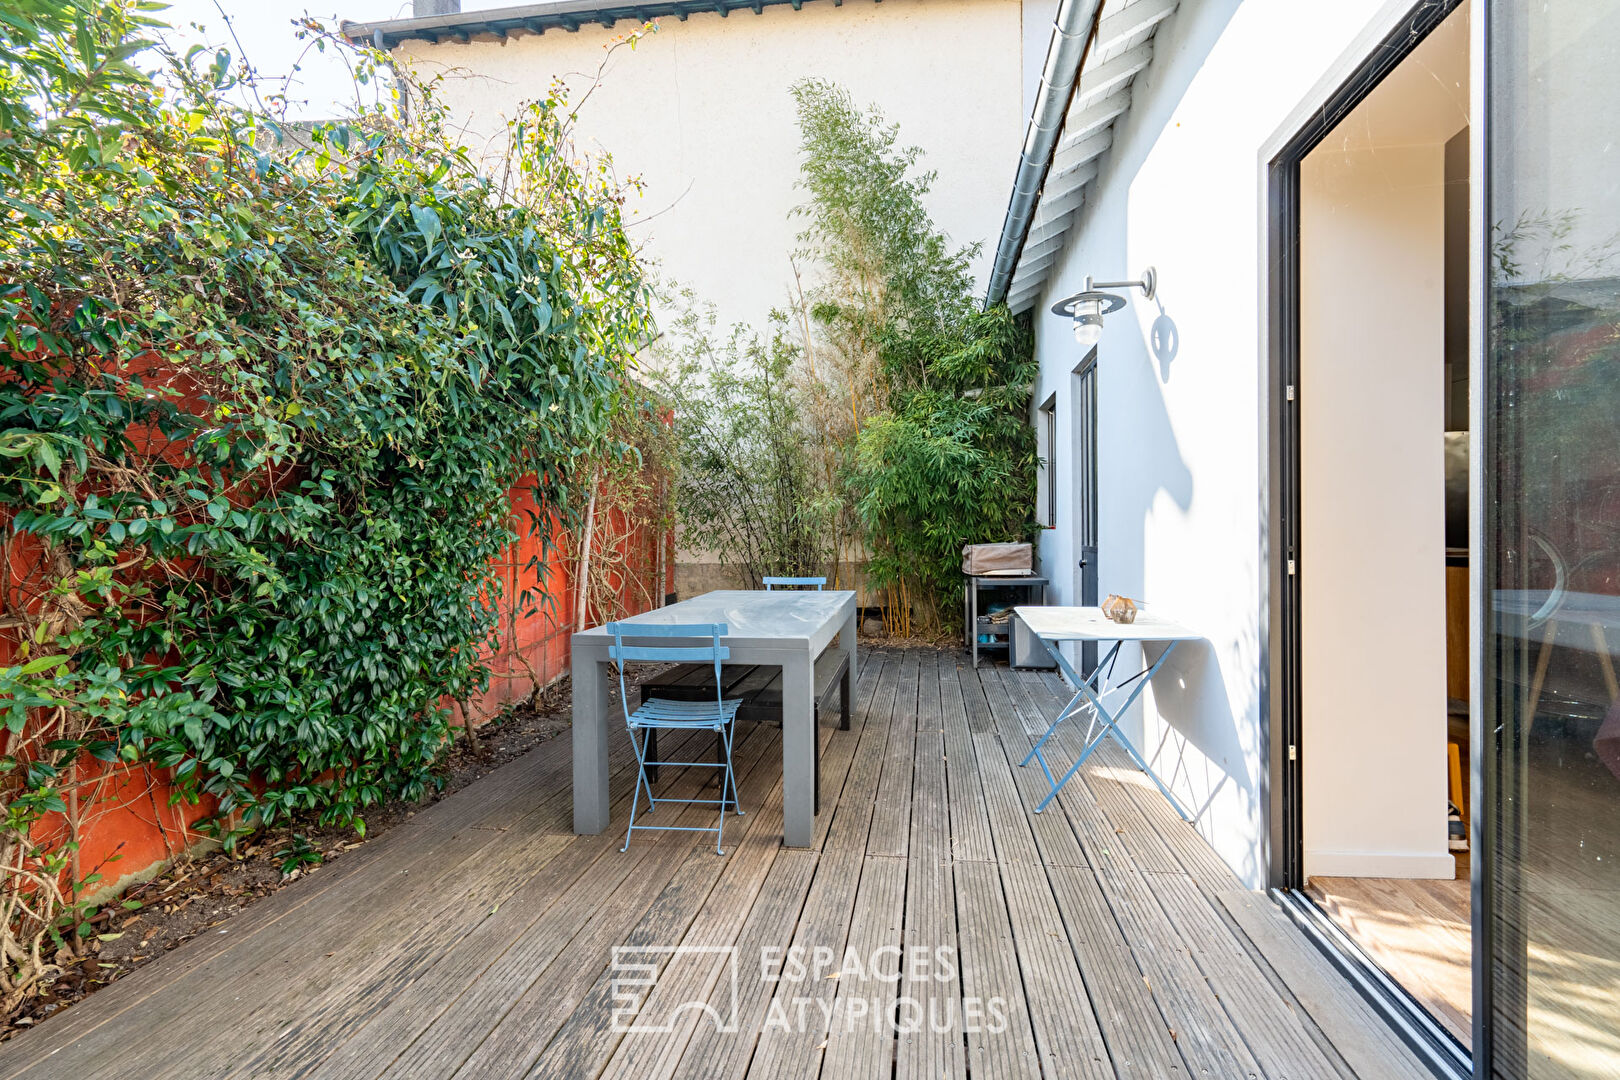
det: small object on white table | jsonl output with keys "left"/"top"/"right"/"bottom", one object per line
{"left": 1012, "top": 606, "right": 1202, "bottom": 820}
{"left": 572, "top": 589, "right": 857, "bottom": 848}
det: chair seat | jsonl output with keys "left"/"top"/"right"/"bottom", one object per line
{"left": 629, "top": 696, "right": 743, "bottom": 729}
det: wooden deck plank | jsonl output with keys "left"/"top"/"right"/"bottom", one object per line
{"left": 522, "top": 697, "right": 845, "bottom": 1080}
{"left": 314, "top": 723, "right": 800, "bottom": 1080}
{"left": 803, "top": 650, "right": 889, "bottom": 852}
{"left": 13, "top": 721, "right": 705, "bottom": 1080}
{"left": 251, "top": 727, "right": 742, "bottom": 1078}
{"left": 661, "top": 850, "right": 820, "bottom": 1080}
{"left": 894, "top": 703, "right": 967, "bottom": 1080}
{"left": 0, "top": 725, "right": 637, "bottom": 1079}
{"left": 1030, "top": 675, "right": 1358, "bottom": 1080}
{"left": 593, "top": 757, "right": 801, "bottom": 1080}
{"left": 0, "top": 649, "right": 1423, "bottom": 1080}
{"left": 1150, "top": 870, "right": 1348, "bottom": 1080}
{"left": 1044, "top": 865, "right": 1185, "bottom": 1078}
{"left": 952, "top": 859, "right": 1043, "bottom": 1079}
{"left": 306, "top": 828, "right": 639, "bottom": 1080}
{"left": 940, "top": 660, "right": 997, "bottom": 864}
{"left": 955, "top": 656, "right": 999, "bottom": 735}
{"left": 1015, "top": 688, "right": 1260, "bottom": 1078}
{"left": 1217, "top": 887, "right": 1432, "bottom": 1080}
{"left": 1081, "top": 854, "right": 1261, "bottom": 1077}
{"left": 818, "top": 855, "right": 908, "bottom": 1078}
{"left": 971, "top": 731, "right": 1048, "bottom": 867}
{"left": 439, "top": 833, "right": 704, "bottom": 1080}
{"left": 423, "top": 724, "right": 786, "bottom": 1080}
{"left": 966, "top": 713, "right": 1115, "bottom": 1080}
{"left": 522, "top": 810, "right": 788, "bottom": 1078}
{"left": 659, "top": 661, "right": 891, "bottom": 1080}
{"left": 977, "top": 668, "right": 1092, "bottom": 868}
{"left": 742, "top": 669, "right": 898, "bottom": 1080}
{"left": 997, "top": 859, "right": 1114, "bottom": 1079}
{"left": 279, "top": 727, "right": 744, "bottom": 1080}
{"left": 867, "top": 651, "right": 920, "bottom": 856}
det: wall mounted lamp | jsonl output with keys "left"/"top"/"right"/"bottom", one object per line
{"left": 1050, "top": 268, "right": 1157, "bottom": 347}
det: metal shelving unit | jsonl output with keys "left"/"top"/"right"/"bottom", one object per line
{"left": 964, "top": 574, "right": 1048, "bottom": 667}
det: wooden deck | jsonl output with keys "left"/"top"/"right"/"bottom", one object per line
{"left": 0, "top": 649, "right": 1432, "bottom": 1080}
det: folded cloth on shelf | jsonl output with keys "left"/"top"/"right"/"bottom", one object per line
{"left": 962, "top": 542, "right": 1032, "bottom": 575}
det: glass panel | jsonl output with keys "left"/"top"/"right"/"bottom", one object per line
{"left": 1487, "top": 2, "right": 1620, "bottom": 1075}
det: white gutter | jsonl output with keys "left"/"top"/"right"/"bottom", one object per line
{"left": 984, "top": 0, "right": 1103, "bottom": 307}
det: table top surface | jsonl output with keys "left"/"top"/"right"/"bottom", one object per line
{"left": 1014, "top": 605, "right": 1200, "bottom": 643}
{"left": 573, "top": 589, "right": 855, "bottom": 647}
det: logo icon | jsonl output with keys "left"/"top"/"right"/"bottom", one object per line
{"left": 611, "top": 945, "right": 740, "bottom": 1034}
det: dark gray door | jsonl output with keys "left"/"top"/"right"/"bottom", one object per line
{"left": 1074, "top": 353, "right": 1099, "bottom": 672}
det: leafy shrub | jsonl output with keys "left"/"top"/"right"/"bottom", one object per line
{"left": 790, "top": 79, "right": 1038, "bottom": 631}
{"left": 0, "top": 0, "right": 649, "bottom": 1004}
{"left": 848, "top": 306, "right": 1037, "bottom": 625}
{"left": 652, "top": 292, "right": 835, "bottom": 586}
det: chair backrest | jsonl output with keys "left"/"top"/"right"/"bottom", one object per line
{"left": 604, "top": 622, "right": 730, "bottom": 723}
{"left": 762, "top": 576, "right": 827, "bottom": 591}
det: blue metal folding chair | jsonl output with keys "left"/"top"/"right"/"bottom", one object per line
{"left": 762, "top": 576, "right": 826, "bottom": 590}
{"left": 606, "top": 622, "right": 744, "bottom": 855}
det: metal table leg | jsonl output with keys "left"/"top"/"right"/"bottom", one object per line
{"left": 1019, "top": 635, "right": 1193, "bottom": 821}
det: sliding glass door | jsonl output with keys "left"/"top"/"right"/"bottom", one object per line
{"left": 1483, "top": 2, "right": 1620, "bottom": 1075}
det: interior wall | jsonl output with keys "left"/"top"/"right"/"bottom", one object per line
{"left": 1299, "top": 141, "right": 1454, "bottom": 879}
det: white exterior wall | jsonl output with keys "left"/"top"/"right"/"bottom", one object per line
{"left": 1027, "top": 0, "right": 1444, "bottom": 888}
{"left": 394, "top": 0, "right": 1027, "bottom": 331}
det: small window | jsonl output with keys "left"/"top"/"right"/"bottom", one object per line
{"left": 1038, "top": 393, "right": 1057, "bottom": 528}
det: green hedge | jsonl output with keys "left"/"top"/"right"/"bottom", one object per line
{"left": 0, "top": 0, "right": 651, "bottom": 861}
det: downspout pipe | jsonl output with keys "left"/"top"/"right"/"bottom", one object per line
{"left": 984, "top": 0, "right": 1103, "bottom": 307}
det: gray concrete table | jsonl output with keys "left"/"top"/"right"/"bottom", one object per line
{"left": 571, "top": 589, "right": 857, "bottom": 848}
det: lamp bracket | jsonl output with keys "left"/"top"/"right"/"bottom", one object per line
{"left": 1088, "top": 266, "right": 1156, "bottom": 301}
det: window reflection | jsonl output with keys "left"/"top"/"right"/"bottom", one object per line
{"left": 1488, "top": 2, "right": 1620, "bottom": 1074}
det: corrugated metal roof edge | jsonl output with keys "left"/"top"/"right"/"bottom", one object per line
{"left": 343, "top": 0, "right": 833, "bottom": 48}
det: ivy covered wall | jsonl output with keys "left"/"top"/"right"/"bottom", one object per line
{"left": 0, "top": 1, "right": 663, "bottom": 1008}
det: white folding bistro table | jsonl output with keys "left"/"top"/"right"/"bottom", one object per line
{"left": 1013, "top": 606, "right": 1202, "bottom": 820}
{"left": 571, "top": 589, "right": 857, "bottom": 848}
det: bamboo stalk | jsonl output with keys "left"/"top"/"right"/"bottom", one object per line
{"left": 575, "top": 468, "right": 600, "bottom": 631}
{"left": 66, "top": 772, "right": 80, "bottom": 954}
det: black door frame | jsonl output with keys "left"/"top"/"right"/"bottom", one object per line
{"left": 1260, "top": 0, "right": 1473, "bottom": 1074}
{"left": 1263, "top": 0, "right": 1468, "bottom": 891}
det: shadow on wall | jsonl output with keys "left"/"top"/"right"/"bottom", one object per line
{"left": 1141, "top": 628, "right": 1268, "bottom": 888}
{"left": 1151, "top": 302, "right": 1179, "bottom": 381}
{"left": 1071, "top": 0, "right": 1263, "bottom": 883}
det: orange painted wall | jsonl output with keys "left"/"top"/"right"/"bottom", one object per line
{"left": 470, "top": 478, "right": 671, "bottom": 719}
{"left": 5, "top": 477, "right": 670, "bottom": 902}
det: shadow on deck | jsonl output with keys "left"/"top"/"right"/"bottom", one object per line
{"left": 0, "top": 649, "right": 1429, "bottom": 1079}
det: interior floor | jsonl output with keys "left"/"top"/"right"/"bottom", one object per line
{"left": 1305, "top": 703, "right": 1473, "bottom": 1048}
{"left": 1306, "top": 854, "right": 1472, "bottom": 1048}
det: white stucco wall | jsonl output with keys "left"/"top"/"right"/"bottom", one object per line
{"left": 1026, "top": 0, "right": 1459, "bottom": 888}
{"left": 393, "top": 0, "right": 1027, "bottom": 331}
